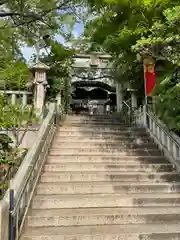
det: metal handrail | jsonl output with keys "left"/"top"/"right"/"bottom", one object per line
{"left": 8, "top": 102, "right": 62, "bottom": 240}
{"left": 122, "top": 100, "right": 131, "bottom": 127}
{"left": 0, "top": 106, "right": 36, "bottom": 199}
{"left": 122, "top": 100, "right": 131, "bottom": 111}
{"left": 12, "top": 115, "right": 53, "bottom": 213}
{"left": 122, "top": 99, "right": 137, "bottom": 127}
{"left": 0, "top": 104, "right": 47, "bottom": 199}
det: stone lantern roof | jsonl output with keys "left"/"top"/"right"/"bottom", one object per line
{"left": 30, "top": 61, "right": 50, "bottom": 71}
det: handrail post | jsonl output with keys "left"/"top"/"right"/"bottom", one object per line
{"left": 55, "top": 102, "right": 58, "bottom": 126}
{"left": 129, "top": 106, "right": 132, "bottom": 128}
{"left": 9, "top": 189, "right": 15, "bottom": 240}
{"left": 143, "top": 104, "right": 147, "bottom": 128}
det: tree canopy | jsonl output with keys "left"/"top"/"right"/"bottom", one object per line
{"left": 82, "top": 0, "right": 180, "bottom": 133}
{"left": 1, "top": 0, "right": 180, "bottom": 133}
{"left": 0, "top": 0, "right": 86, "bottom": 90}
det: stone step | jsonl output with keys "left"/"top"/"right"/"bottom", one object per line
{"left": 57, "top": 131, "right": 149, "bottom": 137}
{"left": 43, "top": 163, "right": 174, "bottom": 172}
{"left": 65, "top": 122, "right": 129, "bottom": 126}
{"left": 64, "top": 121, "right": 126, "bottom": 125}
{"left": 27, "top": 207, "right": 180, "bottom": 227}
{"left": 36, "top": 182, "right": 180, "bottom": 194}
{"left": 40, "top": 171, "right": 180, "bottom": 182}
{"left": 53, "top": 136, "right": 154, "bottom": 142}
{"left": 64, "top": 122, "right": 129, "bottom": 126}
{"left": 51, "top": 142, "right": 158, "bottom": 149}
{"left": 66, "top": 114, "right": 121, "bottom": 118}
{"left": 49, "top": 149, "right": 163, "bottom": 156}
{"left": 59, "top": 127, "right": 146, "bottom": 132}
{"left": 32, "top": 193, "right": 180, "bottom": 209}
{"left": 65, "top": 116, "right": 122, "bottom": 120}
{"left": 47, "top": 155, "right": 168, "bottom": 164}
{"left": 20, "top": 116, "right": 180, "bottom": 240}
{"left": 51, "top": 147, "right": 160, "bottom": 152}
{"left": 21, "top": 224, "right": 180, "bottom": 240}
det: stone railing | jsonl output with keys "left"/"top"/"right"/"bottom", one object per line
{"left": 0, "top": 102, "right": 63, "bottom": 240}
{"left": 135, "top": 105, "right": 180, "bottom": 171}
{"left": 121, "top": 100, "right": 180, "bottom": 170}
{"left": 0, "top": 90, "right": 33, "bottom": 106}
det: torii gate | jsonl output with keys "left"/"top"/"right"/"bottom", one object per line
{"left": 71, "top": 52, "right": 124, "bottom": 111}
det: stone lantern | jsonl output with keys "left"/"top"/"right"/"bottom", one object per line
{"left": 30, "top": 62, "right": 50, "bottom": 117}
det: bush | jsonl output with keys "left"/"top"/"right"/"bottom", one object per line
{"left": 154, "top": 84, "right": 180, "bottom": 134}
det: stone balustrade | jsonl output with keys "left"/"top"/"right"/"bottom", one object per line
{"left": 135, "top": 106, "right": 180, "bottom": 171}
{"left": 0, "top": 90, "right": 32, "bottom": 106}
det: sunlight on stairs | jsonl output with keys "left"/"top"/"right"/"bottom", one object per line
{"left": 21, "top": 115, "right": 180, "bottom": 240}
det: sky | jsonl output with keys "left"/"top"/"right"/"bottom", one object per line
{"left": 21, "top": 23, "right": 84, "bottom": 61}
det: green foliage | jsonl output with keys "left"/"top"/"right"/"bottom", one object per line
{"left": 0, "top": 105, "right": 36, "bottom": 128}
{"left": 0, "top": 0, "right": 86, "bottom": 90}
{"left": 40, "top": 40, "right": 74, "bottom": 102}
{"left": 0, "top": 147, "right": 27, "bottom": 199}
{"left": 0, "top": 61, "right": 31, "bottom": 90}
{"left": 0, "top": 0, "right": 84, "bottom": 36}
{"left": 154, "top": 85, "right": 180, "bottom": 132}
{"left": 0, "top": 0, "right": 88, "bottom": 198}
{"left": 0, "top": 94, "right": 36, "bottom": 128}
{"left": 0, "top": 18, "right": 31, "bottom": 90}
{"left": 0, "top": 134, "right": 13, "bottom": 153}
{"left": 84, "top": 0, "right": 180, "bottom": 133}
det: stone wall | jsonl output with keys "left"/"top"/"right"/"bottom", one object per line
{"left": 0, "top": 105, "right": 55, "bottom": 240}
{"left": 1, "top": 124, "right": 40, "bottom": 149}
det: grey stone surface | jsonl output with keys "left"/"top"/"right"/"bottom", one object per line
{"left": 20, "top": 115, "right": 180, "bottom": 240}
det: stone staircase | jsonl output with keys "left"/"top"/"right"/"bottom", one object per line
{"left": 21, "top": 115, "right": 180, "bottom": 240}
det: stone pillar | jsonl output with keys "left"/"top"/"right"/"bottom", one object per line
{"left": 131, "top": 89, "right": 138, "bottom": 109}
{"left": 30, "top": 62, "right": 50, "bottom": 117}
{"left": 116, "top": 82, "right": 123, "bottom": 112}
{"left": 131, "top": 91, "right": 137, "bottom": 109}
{"left": 22, "top": 94, "right": 27, "bottom": 106}
{"left": 56, "top": 92, "right": 61, "bottom": 106}
{"left": 11, "top": 93, "right": 16, "bottom": 105}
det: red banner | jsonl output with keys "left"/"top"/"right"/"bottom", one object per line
{"left": 144, "top": 63, "right": 156, "bottom": 96}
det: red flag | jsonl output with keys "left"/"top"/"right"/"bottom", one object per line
{"left": 144, "top": 63, "right": 155, "bottom": 96}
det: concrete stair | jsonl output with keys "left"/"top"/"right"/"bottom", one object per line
{"left": 21, "top": 115, "right": 180, "bottom": 240}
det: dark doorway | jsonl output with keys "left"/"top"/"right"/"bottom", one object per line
{"left": 89, "top": 88, "right": 108, "bottom": 99}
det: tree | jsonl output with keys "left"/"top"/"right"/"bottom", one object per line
{"left": 83, "top": 0, "right": 180, "bottom": 132}
{"left": 40, "top": 40, "right": 74, "bottom": 111}
{"left": 0, "top": 0, "right": 89, "bottom": 196}
{"left": 0, "top": 0, "right": 87, "bottom": 90}
{"left": 0, "top": 0, "right": 84, "bottom": 27}
{"left": 72, "top": 37, "right": 103, "bottom": 53}
{"left": 0, "top": 0, "right": 89, "bottom": 48}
